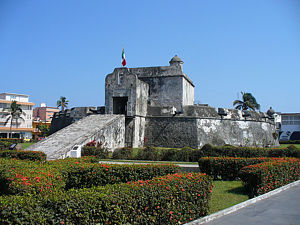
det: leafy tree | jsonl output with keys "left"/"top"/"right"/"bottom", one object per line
{"left": 37, "top": 123, "right": 50, "bottom": 137}
{"left": 233, "top": 92, "right": 260, "bottom": 111}
{"left": 2, "top": 100, "right": 26, "bottom": 138}
{"left": 57, "top": 96, "right": 69, "bottom": 112}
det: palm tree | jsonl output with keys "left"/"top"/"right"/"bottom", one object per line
{"left": 233, "top": 92, "right": 260, "bottom": 111}
{"left": 57, "top": 96, "right": 69, "bottom": 112}
{"left": 2, "top": 100, "right": 26, "bottom": 138}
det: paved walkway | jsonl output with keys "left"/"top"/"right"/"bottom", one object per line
{"left": 98, "top": 160, "right": 200, "bottom": 172}
{"left": 190, "top": 181, "right": 300, "bottom": 225}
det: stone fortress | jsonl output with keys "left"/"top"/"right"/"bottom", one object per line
{"left": 27, "top": 56, "right": 278, "bottom": 159}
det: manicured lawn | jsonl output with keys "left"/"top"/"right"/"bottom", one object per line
{"left": 20, "top": 142, "right": 35, "bottom": 149}
{"left": 278, "top": 144, "right": 300, "bottom": 149}
{"left": 209, "top": 181, "right": 249, "bottom": 214}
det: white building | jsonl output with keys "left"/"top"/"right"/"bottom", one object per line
{"left": 0, "top": 93, "right": 35, "bottom": 138}
{"left": 279, "top": 113, "right": 300, "bottom": 140}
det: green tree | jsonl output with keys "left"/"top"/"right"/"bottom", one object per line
{"left": 233, "top": 92, "right": 260, "bottom": 111}
{"left": 2, "top": 100, "right": 26, "bottom": 138}
{"left": 37, "top": 123, "right": 50, "bottom": 137}
{"left": 57, "top": 96, "right": 69, "bottom": 112}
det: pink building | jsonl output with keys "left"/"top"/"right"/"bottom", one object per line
{"left": 33, "top": 103, "right": 59, "bottom": 122}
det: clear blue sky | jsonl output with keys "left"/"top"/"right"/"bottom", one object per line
{"left": 1, "top": 0, "right": 299, "bottom": 113}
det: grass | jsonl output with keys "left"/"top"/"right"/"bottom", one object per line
{"left": 20, "top": 142, "right": 35, "bottom": 149}
{"left": 278, "top": 144, "right": 300, "bottom": 149}
{"left": 209, "top": 181, "right": 249, "bottom": 214}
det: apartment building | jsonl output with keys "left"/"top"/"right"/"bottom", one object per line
{"left": 0, "top": 93, "right": 35, "bottom": 138}
{"left": 33, "top": 103, "right": 59, "bottom": 122}
{"left": 32, "top": 103, "right": 59, "bottom": 139}
{"left": 279, "top": 113, "right": 300, "bottom": 140}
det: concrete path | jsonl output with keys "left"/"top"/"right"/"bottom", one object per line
{"left": 98, "top": 160, "right": 200, "bottom": 172}
{"left": 188, "top": 180, "right": 300, "bottom": 225}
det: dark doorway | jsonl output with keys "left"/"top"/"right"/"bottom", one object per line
{"left": 113, "top": 97, "right": 128, "bottom": 115}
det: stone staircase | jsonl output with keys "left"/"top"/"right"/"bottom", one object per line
{"left": 26, "top": 114, "right": 125, "bottom": 160}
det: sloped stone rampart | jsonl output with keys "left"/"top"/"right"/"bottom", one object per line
{"left": 26, "top": 115, "right": 125, "bottom": 160}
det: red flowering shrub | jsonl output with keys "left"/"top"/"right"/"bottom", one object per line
{"left": 198, "top": 157, "right": 275, "bottom": 180}
{"left": 0, "top": 150, "right": 46, "bottom": 161}
{"left": 49, "top": 159, "right": 181, "bottom": 189}
{"left": 123, "top": 173, "right": 213, "bottom": 224}
{"left": 0, "top": 158, "right": 64, "bottom": 196}
{"left": 239, "top": 158, "right": 300, "bottom": 197}
{"left": 0, "top": 173, "right": 213, "bottom": 225}
{"left": 0, "top": 157, "right": 180, "bottom": 196}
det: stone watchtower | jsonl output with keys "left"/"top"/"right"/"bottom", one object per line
{"left": 105, "top": 55, "right": 194, "bottom": 115}
{"left": 105, "top": 55, "right": 195, "bottom": 147}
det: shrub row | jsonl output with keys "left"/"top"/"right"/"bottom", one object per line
{"left": 81, "top": 146, "right": 109, "bottom": 158}
{"left": 0, "top": 158, "right": 180, "bottom": 195}
{"left": 0, "top": 158, "right": 64, "bottom": 196}
{"left": 239, "top": 158, "right": 300, "bottom": 197}
{"left": 0, "top": 150, "right": 46, "bottom": 161}
{"left": 201, "top": 144, "right": 300, "bottom": 158}
{"left": 112, "top": 144, "right": 300, "bottom": 162}
{"left": 0, "top": 138, "right": 24, "bottom": 144}
{"left": 49, "top": 159, "right": 181, "bottom": 190}
{"left": 198, "top": 157, "right": 275, "bottom": 180}
{"left": 279, "top": 140, "right": 300, "bottom": 145}
{"left": 0, "top": 173, "right": 213, "bottom": 225}
{"left": 113, "top": 146, "right": 203, "bottom": 162}
{"left": 0, "top": 141, "right": 12, "bottom": 150}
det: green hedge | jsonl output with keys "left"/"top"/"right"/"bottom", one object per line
{"left": 198, "top": 157, "right": 274, "bottom": 180}
{"left": 49, "top": 159, "right": 181, "bottom": 190}
{"left": 201, "top": 144, "right": 300, "bottom": 158}
{"left": 279, "top": 140, "right": 300, "bottom": 145}
{"left": 0, "top": 150, "right": 46, "bottom": 161}
{"left": 111, "top": 145, "right": 300, "bottom": 162}
{"left": 135, "top": 146, "right": 202, "bottom": 162}
{"left": 0, "top": 173, "right": 213, "bottom": 225}
{"left": 112, "top": 147, "right": 134, "bottom": 159}
{"left": 0, "top": 138, "right": 23, "bottom": 144}
{"left": 239, "top": 158, "right": 300, "bottom": 197}
{"left": 0, "top": 158, "right": 180, "bottom": 195}
{"left": 0, "top": 141, "right": 12, "bottom": 150}
{"left": 81, "top": 146, "right": 109, "bottom": 158}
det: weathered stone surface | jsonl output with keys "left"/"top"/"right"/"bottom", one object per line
{"left": 145, "top": 117, "right": 198, "bottom": 148}
{"left": 145, "top": 115, "right": 278, "bottom": 148}
{"left": 50, "top": 107, "right": 98, "bottom": 135}
{"left": 105, "top": 61, "right": 195, "bottom": 116}
{"left": 26, "top": 115, "right": 125, "bottom": 160}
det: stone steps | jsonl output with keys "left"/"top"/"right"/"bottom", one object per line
{"left": 26, "top": 114, "right": 125, "bottom": 160}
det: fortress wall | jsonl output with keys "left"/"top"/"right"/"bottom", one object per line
{"left": 196, "top": 119, "right": 278, "bottom": 147}
{"left": 144, "top": 116, "right": 278, "bottom": 149}
{"left": 144, "top": 117, "right": 198, "bottom": 148}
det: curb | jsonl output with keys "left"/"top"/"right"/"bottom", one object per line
{"left": 185, "top": 180, "right": 300, "bottom": 225}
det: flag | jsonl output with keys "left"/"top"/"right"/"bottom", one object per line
{"left": 122, "top": 48, "right": 127, "bottom": 67}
